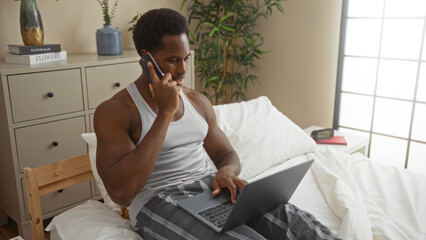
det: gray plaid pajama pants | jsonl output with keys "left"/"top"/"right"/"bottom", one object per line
{"left": 135, "top": 174, "right": 340, "bottom": 240}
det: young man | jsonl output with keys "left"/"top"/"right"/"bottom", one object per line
{"left": 94, "top": 8, "right": 338, "bottom": 240}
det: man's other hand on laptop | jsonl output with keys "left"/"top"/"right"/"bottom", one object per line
{"left": 212, "top": 168, "right": 246, "bottom": 203}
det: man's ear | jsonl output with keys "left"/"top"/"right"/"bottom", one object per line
{"left": 140, "top": 49, "right": 148, "bottom": 57}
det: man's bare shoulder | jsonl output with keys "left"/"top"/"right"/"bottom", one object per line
{"left": 96, "top": 90, "right": 132, "bottom": 114}
{"left": 182, "top": 87, "right": 214, "bottom": 121}
{"left": 183, "top": 87, "right": 211, "bottom": 108}
{"left": 94, "top": 89, "right": 134, "bottom": 132}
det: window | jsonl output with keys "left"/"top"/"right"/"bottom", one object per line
{"left": 334, "top": 0, "right": 426, "bottom": 174}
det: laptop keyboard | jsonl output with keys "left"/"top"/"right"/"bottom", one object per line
{"left": 197, "top": 200, "right": 234, "bottom": 228}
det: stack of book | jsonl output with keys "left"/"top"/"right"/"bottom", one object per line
{"left": 3, "top": 44, "right": 67, "bottom": 65}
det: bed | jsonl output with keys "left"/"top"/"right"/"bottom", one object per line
{"left": 24, "top": 96, "right": 426, "bottom": 240}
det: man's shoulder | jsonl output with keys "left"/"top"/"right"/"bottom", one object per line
{"left": 182, "top": 87, "right": 215, "bottom": 123}
{"left": 95, "top": 90, "right": 134, "bottom": 118}
{"left": 93, "top": 92, "right": 135, "bottom": 135}
{"left": 182, "top": 87, "right": 211, "bottom": 108}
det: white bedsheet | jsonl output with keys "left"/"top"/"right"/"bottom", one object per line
{"left": 307, "top": 147, "right": 426, "bottom": 240}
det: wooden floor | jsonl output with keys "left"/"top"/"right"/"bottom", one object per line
{"left": 0, "top": 218, "right": 18, "bottom": 240}
{"left": 0, "top": 218, "right": 51, "bottom": 240}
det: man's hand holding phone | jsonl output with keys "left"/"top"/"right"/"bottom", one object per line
{"left": 146, "top": 61, "right": 180, "bottom": 117}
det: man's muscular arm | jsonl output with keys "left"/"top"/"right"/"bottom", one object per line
{"left": 94, "top": 62, "right": 180, "bottom": 207}
{"left": 192, "top": 93, "right": 246, "bottom": 203}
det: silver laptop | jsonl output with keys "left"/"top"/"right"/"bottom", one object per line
{"left": 177, "top": 159, "right": 314, "bottom": 233}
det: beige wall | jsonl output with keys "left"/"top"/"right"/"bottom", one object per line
{"left": 0, "top": 0, "right": 341, "bottom": 129}
{"left": 248, "top": 0, "right": 342, "bottom": 129}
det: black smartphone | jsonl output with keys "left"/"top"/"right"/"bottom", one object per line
{"left": 140, "top": 52, "right": 164, "bottom": 83}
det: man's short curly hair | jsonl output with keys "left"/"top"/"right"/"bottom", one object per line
{"left": 133, "top": 8, "right": 189, "bottom": 56}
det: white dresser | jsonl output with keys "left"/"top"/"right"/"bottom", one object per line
{"left": 0, "top": 50, "right": 195, "bottom": 239}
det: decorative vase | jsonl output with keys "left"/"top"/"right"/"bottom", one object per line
{"left": 20, "top": 0, "right": 44, "bottom": 46}
{"left": 96, "top": 25, "right": 122, "bottom": 55}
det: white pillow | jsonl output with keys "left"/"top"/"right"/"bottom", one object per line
{"left": 46, "top": 200, "right": 142, "bottom": 240}
{"left": 81, "top": 133, "right": 121, "bottom": 213}
{"left": 213, "top": 96, "right": 316, "bottom": 180}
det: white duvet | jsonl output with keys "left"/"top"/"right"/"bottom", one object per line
{"left": 305, "top": 147, "right": 426, "bottom": 240}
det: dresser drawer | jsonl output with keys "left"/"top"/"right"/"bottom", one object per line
{"left": 15, "top": 116, "right": 87, "bottom": 173}
{"left": 22, "top": 179, "right": 91, "bottom": 220}
{"left": 86, "top": 62, "right": 140, "bottom": 109}
{"left": 8, "top": 69, "right": 83, "bottom": 123}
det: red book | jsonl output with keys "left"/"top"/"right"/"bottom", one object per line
{"left": 314, "top": 136, "right": 347, "bottom": 145}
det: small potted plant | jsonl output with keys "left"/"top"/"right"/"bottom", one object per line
{"left": 96, "top": 0, "right": 122, "bottom": 55}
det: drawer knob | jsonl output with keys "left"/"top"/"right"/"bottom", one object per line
{"left": 47, "top": 92, "right": 54, "bottom": 98}
{"left": 114, "top": 82, "right": 121, "bottom": 87}
{"left": 57, "top": 189, "right": 64, "bottom": 193}
{"left": 52, "top": 141, "right": 59, "bottom": 147}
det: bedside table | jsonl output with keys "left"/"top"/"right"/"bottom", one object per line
{"left": 304, "top": 126, "right": 369, "bottom": 155}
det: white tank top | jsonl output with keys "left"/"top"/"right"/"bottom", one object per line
{"left": 126, "top": 82, "right": 215, "bottom": 226}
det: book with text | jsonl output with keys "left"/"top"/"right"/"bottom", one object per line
{"left": 8, "top": 43, "right": 61, "bottom": 55}
{"left": 4, "top": 51, "right": 67, "bottom": 65}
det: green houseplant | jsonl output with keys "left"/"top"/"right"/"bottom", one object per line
{"left": 127, "top": 12, "right": 142, "bottom": 32}
{"left": 97, "top": 0, "right": 119, "bottom": 25}
{"left": 181, "top": 0, "right": 286, "bottom": 104}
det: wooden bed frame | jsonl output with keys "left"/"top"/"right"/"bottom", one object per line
{"left": 23, "top": 154, "right": 93, "bottom": 240}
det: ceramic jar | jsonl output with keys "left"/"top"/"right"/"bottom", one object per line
{"left": 96, "top": 25, "right": 122, "bottom": 55}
